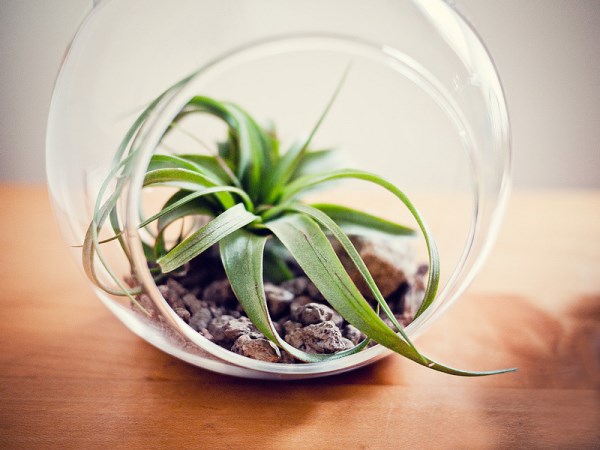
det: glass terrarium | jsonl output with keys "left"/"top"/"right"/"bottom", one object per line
{"left": 46, "top": 0, "right": 511, "bottom": 379}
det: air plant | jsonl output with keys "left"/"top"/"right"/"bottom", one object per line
{"left": 83, "top": 70, "right": 514, "bottom": 376}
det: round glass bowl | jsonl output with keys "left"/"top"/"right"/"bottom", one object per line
{"left": 46, "top": 0, "right": 511, "bottom": 379}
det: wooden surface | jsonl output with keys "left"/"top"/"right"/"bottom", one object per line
{"left": 1, "top": 185, "right": 599, "bottom": 449}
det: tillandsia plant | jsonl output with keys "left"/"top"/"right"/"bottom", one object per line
{"left": 83, "top": 71, "right": 515, "bottom": 377}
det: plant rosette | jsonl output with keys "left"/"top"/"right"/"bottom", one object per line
{"left": 82, "top": 71, "right": 515, "bottom": 379}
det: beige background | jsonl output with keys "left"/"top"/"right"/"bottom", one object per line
{"left": 1, "top": 0, "right": 599, "bottom": 188}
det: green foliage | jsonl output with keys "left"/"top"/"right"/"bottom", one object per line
{"left": 83, "top": 74, "right": 515, "bottom": 376}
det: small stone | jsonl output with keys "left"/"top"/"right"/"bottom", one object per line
{"left": 173, "top": 307, "right": 191, "bottom": 323}
{"left": 292, "top": 302, "right": 336, "bottom": 325}
{"left": 301, "top": 321, "right": 354, "bottom": 353}
{"left": 166, "top": 278, "right": 188, "bottom": 297}
{"left": 207, "top": 315, "right": 235, "bottom": 342}
{"left": 158, "top": 283, "right": 191, "bottom": 322}
{"left": 343, "top": 324, "right": 365, "bottom": 345}
{"left": 331, "top": 235, "right": 416, "bottom": 300}
{"left": 231, "top": 334, "right": 281, "bottom": 363}
{"left": 281, "top": 277, "right": 310, "bottom": 296}
{"left": 283, "top": 320, "right": 306, "bottom": 350}
{"left": 182, "top": 293, "right": 204, "bottom": 315}
{"left": 283, "top": 320, "right": 352, "bottom": 354}
{"left": 222, "top": 316, "right": 257, "bottom": 341}
{"left": 289, "top": 295, "right": 314, "bottom": 319}
{"left": 229, "top": 309, "right": 242, "bottom": 319}
{"left": 397, "top": 313, "right": 412, "bottom": 328}
{"left": 198, "top": 328, "right": 213, "bottom": 341}
{"left": 158, "top": 284, "right": 185, "bottom": 311}
{"left": 189, "top": 307, "right": 212, "bottom": 331}
{"left": 209, "top": 304, "right": 227, "bottom": 318}
{"left": 203, "top": 279, "right": 235, "bottom": 305}
{"left": 330, "top": 309, "right": 344, "bottom": 328}
{"left": 264, "top": 283, "right": 294, "bottom": 318}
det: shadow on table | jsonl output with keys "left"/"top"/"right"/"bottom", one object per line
{"left": 472, "top": 294, "right": 600, "bottom": 448}
{"left": 122, "top": 293, "right": 600, "bottom": 446}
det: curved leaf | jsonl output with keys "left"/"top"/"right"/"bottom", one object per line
{"left": 280, "top": 169, "right": 439, "bottom": 318}
{"left": 220, "top": 229, "right": 369, "bottom": 363}
{"left": 143, "top": 167, "right": 235, "bottom": 210}
{"left": 177, "top": 153, "right": 238, "bottom": 186}
{"left": 157, "top": 203, "right": 258, "bottom": 273}
{"left": 284, "top": 202, "right": 421, "bottom": 357}
{"left": 311, "top": 203, "right": 416, "bottom": 237}
{"left": 147, "top": 154, "right": 227, "bottom": 185}
{"left": 186, "top": 96, "right": 266, "bottom": 197}
{"left": 267, "top": 213, "right": 514, "bottom": 376}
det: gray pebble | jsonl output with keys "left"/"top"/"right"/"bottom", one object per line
{"left": 284, "top": 320, "right": 353, "bottom": 354}
{"left": 222, "top": 316, "right": 257, "bottom": 341}
{"left": 292, "top": 302, "right": 335, "bottom": 325}
{"left": 189, "top": 307, "right": 212, "bottom": 331}
{"left": 157, "top": 284, "right": 190, "bottom": 323}
{"left": 301, "top": 321, "right": 354, "bottom": 353}
{"left": 289, "top": 295, "right": 313, "bottom": 319}
{"left": 280, "top": 277, "right": 310, "bottom": 296}
{"left": 182, "top": 293, "right": 204, "bottom": 315}
{"left": 208, "top": 315, "right": 235, "bottom": 342}
{"left": 343, "top": 324, "right": 366, "bottom": 345}
{"left": 203, "top": 279, "right": 235, "bottom": 305}
{"left": 282, "top": 320, "right": 306, "bottom": 350}
{"left": 332, "top": 235, "right": 415, "bottom": 299}
{"left": 264, "top": 282, "right": 294, "bottom": 318}
{"left": 166, "top": 278, "right": 188, "bottom": 297}
{"left": 231, "top": 334, "right": 281, "bottom": 362}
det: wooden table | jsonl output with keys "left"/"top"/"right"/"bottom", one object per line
{"left": 1, "top": 185, "right": 598, "bottom": 448}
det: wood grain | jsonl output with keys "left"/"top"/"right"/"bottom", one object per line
{"left": 1, "top": 185, "right": 599, "bottom": 449}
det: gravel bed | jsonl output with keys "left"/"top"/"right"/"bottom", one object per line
{"left": 133, "top": 236, "right": 427, "bottom": 363}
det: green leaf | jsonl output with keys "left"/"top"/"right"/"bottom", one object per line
{"left": 82, "top": 185, "right": 141, "bottom": 297}
{"left": 263, "top": 243, "right": 294, "bottom": 284}
{"left": 267, "top": 213, "right": 515, "bottom": 376}
{"left": 186, "top": 96, "right": 266, "bottom": 198}
{"left": 157, "top": 204, "right": 258, "bottom": 273}
{"left": 176, "top": 154, "right": 237, "bottom": 186}
{"left": 228, "top": 103, "right": 276, "bottom": 172}
{"left": 153, "top": 191, "right": 216, "bottom": 233}
{"left": 147, "top": 186, "right": 253, "bottom": 258}
{"left": 143, "top": 167, "right": 235, "bottom": 210}
{"left": 220, "top": 229, "right": 369, "bottom": 363}
{"left": 148, "top": 154, "right": 226, "bottom": 184}
{"left": 149, "top": 189, "right": 224, "bottom": 259}
{"left": 83, "top": 72, "right": 228, "bottom": 312}
{"left": 284, "top": 202, "right": 421, "bottom": 357}
{"left": 281, "top": 168, "right": 439, "bottom": 318}
{"left": 311, "top": 203, "right": 416, "bottom": 237}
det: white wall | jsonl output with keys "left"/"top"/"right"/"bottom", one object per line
{"left": 1, "top": 0, "right": 598, "bottom": 188}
